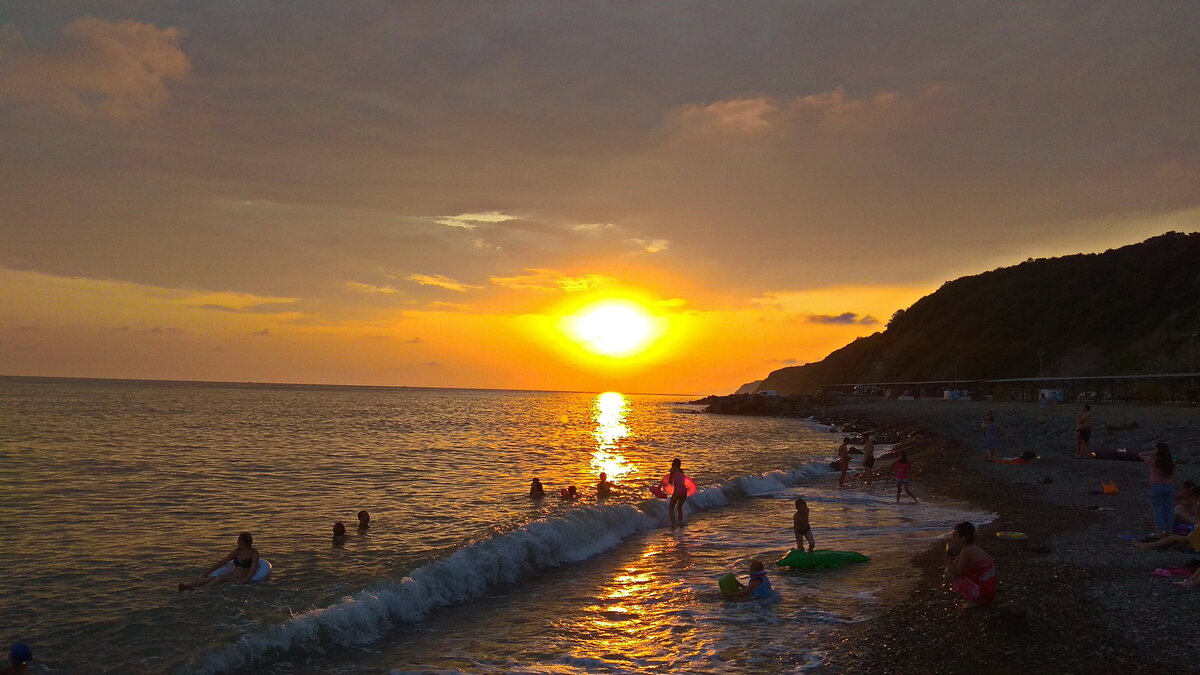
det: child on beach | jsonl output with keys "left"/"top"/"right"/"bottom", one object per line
{"left": 723, "top": 560, "right": 776, "bottom": 602}
{"left": 981, "top": 412, "right": 1002, "bottom": 462}
{"left": 895, "top": 452, "right": 917, "bottom": 503}
{"left": 862, "top": 433, "right": 876, "bottom": 486}
{"left": 837, "top": 438, "right": 851, "bottom": 487}
{"left": 947, "top": 521, "right": 996, "bottom": 609}
{"left": 794, "top": 497, "right": 816, "bottom": 551}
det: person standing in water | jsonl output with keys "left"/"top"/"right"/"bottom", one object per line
{"left": 895, "top": 452, "right": 918, "bottom": 503}
{"left": 596, "top": 472, "right": 613, "bottom": 499}
{"left": 663, "top": 458, "right": 688, "bottom": 526}
{"left": 793, "top": 497, "right": 816, "bottom": 551}
{"left": 529, "top": 478, "right": 545, "bottom": 498}
{"left": 862, "top": 433, "right": 876, "bottom": 487}
{"left": 837, "top": 437, "right": 851, "bottom": 487}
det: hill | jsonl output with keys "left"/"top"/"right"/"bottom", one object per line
{"left": 757, "top": 231, "right": 1200, "bottom": 394}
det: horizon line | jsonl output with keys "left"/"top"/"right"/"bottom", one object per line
{"left": 0, "top": 373, "right": 700, "bottom": 398}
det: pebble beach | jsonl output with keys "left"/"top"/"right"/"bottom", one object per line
{"left": 811, "top": 398, "right": 1200, "bottom": 674}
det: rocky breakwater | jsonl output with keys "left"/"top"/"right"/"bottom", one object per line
{"left": 693, "top": 393, "right": 823, "bottom": 417}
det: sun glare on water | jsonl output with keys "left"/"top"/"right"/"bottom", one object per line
{"left": 561, "top": 299, "right": 662, "bottom": 358}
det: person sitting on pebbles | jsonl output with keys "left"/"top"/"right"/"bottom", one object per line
{"left": 946, "top": 522, "right": 996, "bottom": 609}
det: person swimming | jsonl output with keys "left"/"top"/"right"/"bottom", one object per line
{"left": 724, "top": 560, "right": 775, "bottom": 602}
{"left": 529, "top": 478, "right": 545, "bottom": 498}
{"left": 357, "top": 510, "right": 371, "bottom": 530}
{"left": 596, "top": 472, "right": 613, "bottom": 499}
{"left": 560, "top": 485, "right": 579, "bottom": 500}
{"left": 333, "top": 521, "right": 348, "bottom": 545}
{"left": 177, "top": 531, "right": 260, "bottom": 591}
{"left": 2, "top": 643, "right": 32, "bottom": 674}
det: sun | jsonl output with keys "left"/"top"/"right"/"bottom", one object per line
{"left": 560, "top": 299, "right": 663, "bottom": 358}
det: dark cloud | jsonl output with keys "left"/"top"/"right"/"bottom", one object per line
{"left": 807, "top": 313, "right": 879, "bottom": 326}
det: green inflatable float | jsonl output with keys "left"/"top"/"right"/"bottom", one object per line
{"left": 717, "top": 572, "right": 740, "bottom": 595}
{"left": 776, "top": 548, "right": 870, "bottom": 569}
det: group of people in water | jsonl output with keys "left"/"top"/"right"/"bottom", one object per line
{"left": 176, "top": 510, "right": 371, "bottom": 591}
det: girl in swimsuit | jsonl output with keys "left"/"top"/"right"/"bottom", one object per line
{"left": 663, "top": 458, "right": 688, "bottom": 526}
{"left": 947, "top": 521, "right": 996, "bottom": 608}
{"left": 178, "top": 531, "right": 260, "bottom": 591}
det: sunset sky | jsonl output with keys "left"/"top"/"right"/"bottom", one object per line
{"left": 2, "top": 3, "right": 1198, "bottom": 394}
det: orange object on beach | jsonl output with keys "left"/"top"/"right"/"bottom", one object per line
{"left": 1102, "top": 480, "right": 1119, "bottom": 495}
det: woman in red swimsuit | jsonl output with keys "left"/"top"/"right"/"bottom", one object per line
{"left": 947, "top": 521, "right": 996, "bottom": 608}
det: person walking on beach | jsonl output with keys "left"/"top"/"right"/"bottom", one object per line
{"left": 947, "top": 521, "right": 996, "bottom": 609}
{"left": 793, "top": 497, "right": 816, "bottom": 551}
{"left": 837, "top": 437, "right": 851, "bottom": 487}
{"left": 862, "top": 433, "right": 876, "bottom": 486}
{"left": 981, "top": 412, "right": 1002, "bottom": 462}
{"left": 663, "top": 458, "right": 688, "bottom": 526}
{"left": 1139, "top": 442, "right": 1176, "bottom": 535}
{"left": 895, "top": 451, "right": 917, "bottom": 503}
{"left": 1075, "top": 404, "right": 1092, "bottom": 458}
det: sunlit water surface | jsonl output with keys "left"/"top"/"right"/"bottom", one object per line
{"left": 0, "top": 378, "right": 986, "bottom": 673}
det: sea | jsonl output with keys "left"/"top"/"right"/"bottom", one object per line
{"left": 0, "top": 377, "right": 989, "bottom": 673}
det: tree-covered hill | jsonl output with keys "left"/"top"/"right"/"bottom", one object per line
{"left": 757, "top": 232, "right": 1200, "bottom": 394}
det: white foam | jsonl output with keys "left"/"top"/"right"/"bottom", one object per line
{"left": 188, "top": 458, "right": 845, "bottom": 673}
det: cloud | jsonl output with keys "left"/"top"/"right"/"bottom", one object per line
{"left": 0, "top": 16, "right": 190, "bottom": 120}
{"left": 630, "top": 238, "right": 670, "bottom": 253}
{"left": 182, "top": 291, "right": 301, "bottom": 313}
{"left": 490, "top": 269, "right": 615, "bottom": 292}
{"left": 807, "top": 312, "right": 879, "bottom": 325}
{"left": 435, "top": 212, "right": 517, "bottom": 230}
{"left": 251, "top": 329, "right": 271, "bottom": 337}
{"left": 407, "top": 274, "right": 482, "bottom": 292}
{"left": 670, "top": 86, "right": 936, "bottom": 138}
{"left": 346, "top": 281, "right": 400, "bottom": 294}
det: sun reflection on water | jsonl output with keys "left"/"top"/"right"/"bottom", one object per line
{"left": 590, "top": 392, "right": 638, "bottom": 483}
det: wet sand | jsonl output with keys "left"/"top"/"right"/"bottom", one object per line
{"left": 810, "top": 398, "right": 1200, "bottom": 674}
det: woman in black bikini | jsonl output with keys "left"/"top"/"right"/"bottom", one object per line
{"left": 178, "top": 532, "right": 259, "bottom": 591}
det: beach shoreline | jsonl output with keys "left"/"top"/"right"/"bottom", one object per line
{"left": 807, "top": 399, "right": 1200, "bottom": 674}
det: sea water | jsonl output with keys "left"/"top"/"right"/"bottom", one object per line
{"left": 0, "top": 378, "right": 987, "bottom": 673}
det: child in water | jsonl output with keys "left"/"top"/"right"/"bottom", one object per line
{"left": 895, "top": 451, "right": 918, "bottom": 503}
{"left": 724, "top": 560, "right": 775, "bottom": 602}
{"left": 793, "top": 498, "right": 816, "bottom": 552}
{"left": 529, "top": 478, "right": 545, "bottom": 499}
{"left": 332, "top": 521, "right": 348, "bottom": 545}
{"left": 357, "top": 510, "right": 371, "bottom": 530}
{"left": 596, "top": 472, "right": 613, "bottom": 499}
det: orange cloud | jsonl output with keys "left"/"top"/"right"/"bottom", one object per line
{"left": 0, "top": 17, "right": 190, "bottom": 120}
{"left": 490, "top": 269, "right": 616, "bottom": 292}
{"left": 407, "top": 274, "right": 482, "bottom": 292}
{"left": 671, "top": 85, "right": 941, "bottom": 137}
